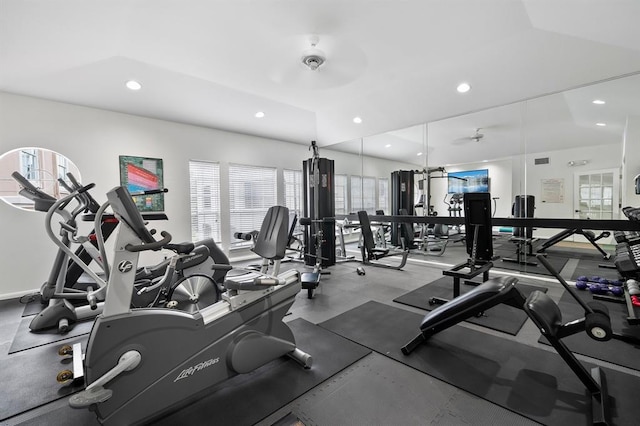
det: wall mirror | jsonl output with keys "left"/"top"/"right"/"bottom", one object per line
{"left": 0, "top": 147, "right": 81, "bottom": 211}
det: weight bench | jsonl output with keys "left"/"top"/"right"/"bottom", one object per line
{"left": 537, "top": 228, "right": 612, "bottom": 260}
{"left": 403, "top": 254, "right": 613, "bottom": 425}
{"left": 358, "top": 211, "right": 408, "bottom": 270}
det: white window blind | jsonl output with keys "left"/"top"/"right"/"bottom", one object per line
{"left": 350, "top": 175, "right": 363, "bottom": 213}
{"left": 335, "top": 174, "right": 348, "bottom": 214}
{"left": 362, "top": 176, "right": 376, "bottom": 214}
{"left": 284, "top": 169, "right": 303, "bottom": 218}
{"left": 284, "top": 169, "right": 303, "bottom": 235}
{"left": 378, "top": 178, "right": 389, "bottom": 214}
{"left": 229, "top": 163, "right": 277, "bottom": 248}
{"left": 189, "top": 160, "right": 221, "bottom": 243}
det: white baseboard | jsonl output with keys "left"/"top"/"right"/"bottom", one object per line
{"left": 0, "top": 289, "right": 40, "bottom": 301}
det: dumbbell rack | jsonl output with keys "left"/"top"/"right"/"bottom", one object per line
{"left": 623, "top": 281, "right": 640, "bottom": 325}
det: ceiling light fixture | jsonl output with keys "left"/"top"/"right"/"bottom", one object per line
{"left": 353, "top": 117, "right": 362, "bottom": 124}
{"left": 456, "top": 82, "right": 471, "bottom": 93}
{"left": 255, "top": 111, "right": 265, "bottom": 118}
{"left": 417, "top": 152, "right": 423, "bottom": 156}
{"left": 596, "top": 122, "right": 607, "bottom": 127}
{"left": 125, "top": 80, "right": 142, "bottom": 91}
{"left": 385, "top": 144, "right": 391, "bottom": 148}
{"left": 567, "top": 160, "right": 589, "bottom": 167}
{"left": 592, "top": 99, "right": 606, "bottom": 105}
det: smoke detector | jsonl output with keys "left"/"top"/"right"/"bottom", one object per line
{"left": 301, "top": 35, "right": 326, "bottom": 71}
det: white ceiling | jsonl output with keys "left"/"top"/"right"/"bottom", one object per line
{"left": 2, "top": 0, "right": 640, "bottom": 165}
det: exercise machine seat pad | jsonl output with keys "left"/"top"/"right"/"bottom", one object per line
{"left": 524, "top": 290, "right": 562, "bottom": 337}
{"left": 420, "top": 276, "right": 518, "bottom": 330}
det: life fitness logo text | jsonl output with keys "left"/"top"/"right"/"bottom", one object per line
{"left": 117, "top": 260, "right": 133, "bottom": 273}
{"left": 174, "top": 357, "right": 220, "bottom": 382}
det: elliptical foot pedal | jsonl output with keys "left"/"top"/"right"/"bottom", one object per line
{"left": 69, "top": 386, "right": 113, "bottom": 408}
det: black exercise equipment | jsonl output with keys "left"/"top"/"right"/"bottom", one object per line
{"left": 502, "top": 195, "right": 537, "bottom": 266}
{"left": 357, "top": 210, "right": 408, "bottom": 270}
{"left": 430, "top": 192, "right": 494, "bottom": 305}
{"left": 403, "top": 253, "right": 614, "bottom": 425}
{"left": 538, "top": 228, "right": 612, "bottom": 260}
{"left": 303, "top": 141, "right": 335, "bottom": 268}
{"left": 390, "top": 170, "right": 415, "bottom": 246}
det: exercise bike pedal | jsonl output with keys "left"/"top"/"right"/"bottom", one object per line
{"left": 58, "top": 344, "right": 73, "bottom": 357}
{"left": 56, "top": 369, "right": 74, "bottom": 384}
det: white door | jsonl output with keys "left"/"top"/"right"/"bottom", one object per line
{"left": 573, "top": 168, "right": 619, "bottom": 243}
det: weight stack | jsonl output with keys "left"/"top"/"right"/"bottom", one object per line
{"left": 391, "top": 170, "right": 414, "bottom": 246}
{"left": 513, "top": 195, "right": 535, "bottom": 239}
{"left": 303, "top": 157, "right": 336, "bottom": 267}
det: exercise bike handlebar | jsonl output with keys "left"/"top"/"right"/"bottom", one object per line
{"left": 125, "top": 231, "right": 172, "bottom": 252}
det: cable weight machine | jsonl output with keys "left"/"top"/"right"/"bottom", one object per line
{"left": 300, "top": 141, "right": 335, "bottom": 298}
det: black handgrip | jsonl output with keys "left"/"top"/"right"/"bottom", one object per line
{"left": 299, "top": 217, "right": 311, "bottom": 226}
{"left": 125, "top": 231, "right": 172, "bottom": 252}
{"left": 66, "top": 172, "right": 81, "bottom": 188}
{"left": 77, "top": 183, "right": 95, "bottom": 194}
{"left": 58, "top": 178, "right": 74, "bottom": 192}
{"left": 130, "top": 188, "right": 169, "bottom": 196}
{"left": 234, "top": 231, "right": 257, "bottom": 241}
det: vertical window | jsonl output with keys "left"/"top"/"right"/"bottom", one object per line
{"left": 229, "top": 164, "right": 277, "bottom": 247}
{"left": 350, "top": 175, "right": 362, "bottom": 212}
{"left": 378, "top": 178, "right": 389, "bottom": 214}
{"left": 334, "top": 174, "right": 348, "bottom": 214}
{"left": 284, "top": 169, "right": 303, "bottom": 218}
{"left": 57, "top": 154, "right": 68, "bottom": 181}
{"left": 20, "top": 149, "right": 39, "bottom": 180}
{"left": 189, "top": 160, "right": 221, "bottom": 243}
{"left": 362, "top": 176, "right": 376, "bottom": 214}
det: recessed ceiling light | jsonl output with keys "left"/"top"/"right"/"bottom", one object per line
{"left": 456, "top": 82, "right": 471, "bottom": 93}
{"left": 592, "top": 99, "right": 606, "bottom": 105}
{"left": 596, "top": 122, "right": 607, "bottom": 127}
{"left": 255, "top": 111, "right": 265, "bottom": 118}
{"left": 353, "top": 117, "right": 362, "bottom": 124}
{"left": 417, "top": 152, "right": 423, "bottom": 156}
{"left": 385, "top": 144, "right": 391, "bottom": 148}
{"left": 125, "top": 80, "right": 142, "bottom": 91}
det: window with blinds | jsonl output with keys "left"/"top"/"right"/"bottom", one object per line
{"left": 284, "top": 169, "right": 303, "bottom": 217}
{"left": 335, "top": 174, "right": 348, "bottom": 214}
{"left": 378, "top": 178, "right": 389, "bottom": 214}
{"left": 229, "top": 163, "right": 277, "bottom": 248}
{"left": 351, "top": 175, "right": 376, "bottom": 213}
{"left": 189, "top": 160, "right": 221, "bottom": 243}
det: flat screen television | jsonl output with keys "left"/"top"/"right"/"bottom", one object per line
{"left": 119, "top": 155, "right": 164, "bottom": 212}
{"left": 447, "top": 169, "right": 489, "bottom": 194}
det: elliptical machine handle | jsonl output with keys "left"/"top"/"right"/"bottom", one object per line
{"left": 125, "top": 231, "right": 172, "bottom": 252}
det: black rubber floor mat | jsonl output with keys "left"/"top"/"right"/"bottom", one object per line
{"left": 9, "top": 316, "right": 93, "bottom": 354}
{"left": 393, "top": 277, "right": 548, "bottom": 335}
{"left": 320, "top": 300, "right": 640, "bottom": 426}
{"left": 15, "top": 318, "right": 370, "bottom": 426}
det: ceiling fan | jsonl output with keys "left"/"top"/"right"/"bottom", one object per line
{"left": 452, "top": 128, "right": 485, "bottom": 144}
{"left": 268, "top": 34, "right": 367, "bottom": 90}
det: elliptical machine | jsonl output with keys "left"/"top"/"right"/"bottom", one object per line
{"left": 18, "top": 174, "right": 227, "bottom": 333}
{"left": 66, "top": 186, "right": 311, "bottom": 425}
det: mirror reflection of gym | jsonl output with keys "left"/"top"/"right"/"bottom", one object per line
{"left": 0, "top": 147, "right": 81, "bottom": 211}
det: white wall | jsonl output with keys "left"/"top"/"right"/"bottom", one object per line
{"left": 0, "top": 92, "right": 414, "bottom": 298}
{"left": 622, "top": 115, "right": 640, "bottom": 208}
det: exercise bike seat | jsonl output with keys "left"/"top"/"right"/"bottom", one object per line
{"left": 420, "top": 276, "right": 519, "bottom": 332}
{"left": 165, "top": 242, "right": 196, "bottom": 254}
{"left": 523, "top": 291, "right": 562, "bottom": 338}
